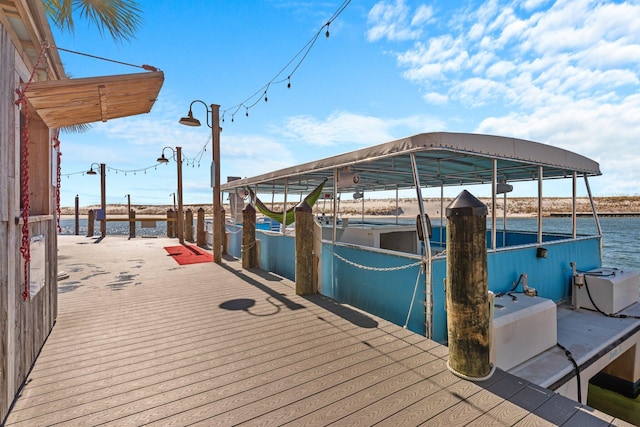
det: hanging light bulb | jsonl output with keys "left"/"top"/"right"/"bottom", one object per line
{"left": 287, "top": 76, "right": 291, "bottom": 88}
{"left": 325, "top": 22, "right": 330, "bottom": 38}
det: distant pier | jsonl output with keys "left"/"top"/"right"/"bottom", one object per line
{"left": 549, "top": 211, "right": 640, "bottom": 217}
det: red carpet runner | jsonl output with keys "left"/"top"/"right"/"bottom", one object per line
{"left": 164, "top": 244, "right": 213, "bottom": 265}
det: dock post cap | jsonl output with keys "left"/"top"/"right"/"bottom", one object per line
{"left": 446, "top": 190, "right": 488, "bottom": 217}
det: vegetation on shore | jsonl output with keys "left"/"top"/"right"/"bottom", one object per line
{"left": 61, "top": 196, "right": 640, "bottom": 217}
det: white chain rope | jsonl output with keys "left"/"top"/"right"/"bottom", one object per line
{"left": 226, "top": 226, "right": 242, "bottom": 234}
{"left": 330, "top": 249, "right": 423, "bottom": 271}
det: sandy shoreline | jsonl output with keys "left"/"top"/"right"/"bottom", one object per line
{"left": 58, "top": 196, "right": 640, "bottom": 220}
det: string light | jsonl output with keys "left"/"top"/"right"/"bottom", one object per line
{"left": 220, "top": 0, "right": 351, "bottom": 121}
{"left": 62, "top": 132, "right": 212, "bottom": 179}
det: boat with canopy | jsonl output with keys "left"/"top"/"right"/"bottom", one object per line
{"left": 220, "top": 132, "right": 640, "bottom": 406}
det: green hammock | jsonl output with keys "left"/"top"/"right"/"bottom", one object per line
{"left": 249, "top": 178, "right": 327, "bottom": 226}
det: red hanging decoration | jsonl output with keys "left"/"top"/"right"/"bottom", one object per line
{"left": 14, "top": 43, "right": 48, "bottom": 301}
{"left": 52, "top": 130, "right": 62, "bottom": 233}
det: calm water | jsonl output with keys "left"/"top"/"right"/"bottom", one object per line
{"left": 59, "top": 215, "right": 640, "bottom": 423}
{"left": 59, "top": 216, "right": 640, "bottom": 270}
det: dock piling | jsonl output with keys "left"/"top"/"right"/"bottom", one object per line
{"left": 87, "top": 209, "right": 94, "bottom": 237}
{"left": 196, "top": 208, "right": 206, "bottom": 247}
{"left": 129, "top": 210, "right": 136, "bottom": 238}
{"left": 445, "top": 190, "right": 492, "bottom": 379}
{"left": 166, "top": 209, "right": 176, "bottom": 238}
{"left": 185, "top": 209, "right": 194, "bottom": 242}
{"left": 242, "top": 204, "right": 257, "bottom": 269}
{"left": 295, "top": 201, "right": 315, "bottom": 295}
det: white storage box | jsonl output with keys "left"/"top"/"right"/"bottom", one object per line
{"left": 492, "top": 295, "right": 557, "bottom": 371}
{"left": 575, "top": 268, "right": 639, "bottom": 314}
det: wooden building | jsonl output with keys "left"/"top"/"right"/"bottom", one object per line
{"left": 0, "top": 1, "right": 163, "bottom": 421}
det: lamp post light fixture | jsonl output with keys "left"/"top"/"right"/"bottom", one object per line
{"left": 87, "top": 162, "right": 106, "bottom": 238}
{"left": 157, "top": 147, "right": 185, "bottom": 244}
{"left": 179, "top": 100, "right": 222, "bottom": 263}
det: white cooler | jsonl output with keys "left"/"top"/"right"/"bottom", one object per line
{"left": 575, "top": 268, "right": 639, "bottom": 314}
{"left": 492, "top": 294, "right": 557, "bottom": 371}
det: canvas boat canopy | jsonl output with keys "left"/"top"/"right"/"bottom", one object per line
{"left": 24, "top": 71, "right": 164, "bottom": 128}
{"left": 221, "top": 132, "right": 602, "bottom": 195}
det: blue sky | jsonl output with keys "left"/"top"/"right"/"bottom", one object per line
{"left": 52, "top": 0, "right": 640, "bottom": 207}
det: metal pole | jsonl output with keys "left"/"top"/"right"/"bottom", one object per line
{"left": 538, "top": 166, "right": 543, "bottom": 244}
{"left": 177, "top": 146, "right": 184, "bottom": 244}
{"left": 491, "top": 159, "right": 497, "bottom": 250}
{"left": 74, "top": 194, "right": 79, "bottom": 235}
{"left": 126, "top": 194, "right": 131, "bottom": 238}
{"left": 100, "top": 163, "right": 106, "bottom": 238}
{"left": 410, "top": 152, "right": 432, "bottom": 339}
{"left": 212, "top": 104, "right": 222, "bottom": 263}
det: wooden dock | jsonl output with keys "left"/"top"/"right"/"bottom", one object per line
{"left": 2, "top": 236, "right": 631, "bottom": 426}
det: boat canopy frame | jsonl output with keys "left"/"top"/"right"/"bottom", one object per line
{"left": 221, "top": 132, "right": 602, "bottom": 340}
{"left": 221, "top": 132, "right": 601, "bottom": 197}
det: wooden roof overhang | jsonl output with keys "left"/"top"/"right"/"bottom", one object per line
{"left": 24, "top": 71, "right": 164, "bottom": 128}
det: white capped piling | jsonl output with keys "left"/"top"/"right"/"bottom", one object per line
{"left": 445, "top": 190, "right": 493, "bottom": 379}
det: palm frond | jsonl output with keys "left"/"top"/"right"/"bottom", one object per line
{"left": 45, "top": 0, "right": 143, "bottom": 43}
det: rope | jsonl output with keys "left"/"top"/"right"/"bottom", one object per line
{"left": 14, "top": 42, "right": 47, "bottom": 301}
{"left": 53, "top": 46, "right": 159, "bottom": 71}
{"left": 331, "top": 249, "right": 422, "bottom": 272}
{"left": 447, "top": 361, "right": 496, "bottom": 382}
{"left": 242, "top": 241, "right": 257, "bottom": 251}
{"left": 403, "top": 261, "right": 425, "bottom": 329}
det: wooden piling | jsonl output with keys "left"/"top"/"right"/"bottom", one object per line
{"left": 445, "top": 190, "right": 492, "bottom": 379}
{"left": 220, "top": 208, "right": 228, "bottom": 255}
{"left": 166, "top": 209, "right": 175, "bottom": 238}
{"left": 87, "top": 209, "right": 94, "bottom": 237}
{"left": 129, "top": 210, "right": 136, "bottom": 238}
{"left": 295, "top": 201, "right": 315, "bottom": 295}
{"left": 196, "top": 208, "right": 206, "bottom": 247}
{"left": 185, "top": 209, "right": 194, "bottom": 242}
{"left": 242, "top": 204, "right": 257, "bottom": 269}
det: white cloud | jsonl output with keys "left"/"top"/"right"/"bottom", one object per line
{"left": 475, "top": 94, "right": 640, "bottom": 195}
{"left": 423, "top": 92, "right": 448, "bottom": 104}
{"left": 366, "top": 0, "right": 429, "bottom": 42}
{"left": 277, "top": 111, "right": 445, "bottom": 146}
{"left": 222, "top": 134, "right": 295, "bottom": 178}
{"left": 365, "top": 0, "right": 640, "bottom": 194}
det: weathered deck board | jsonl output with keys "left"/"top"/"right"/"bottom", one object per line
{"left": 2, "top": 236, "right": 632, "bottom": 426}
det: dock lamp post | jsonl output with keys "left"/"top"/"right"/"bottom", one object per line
{"left": 157, "top": 147, "right": 185, "bottom": 244}
{"left": 86, "top": 162, "right": 106, "bottom": 238}
{"left": 179, "top": 101, "right": 222, "bottom": 263}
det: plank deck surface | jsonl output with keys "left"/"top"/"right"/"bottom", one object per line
{"left": 3, "top": 236, "right": 631, "bottom": 426}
